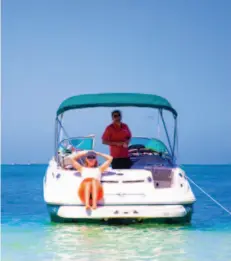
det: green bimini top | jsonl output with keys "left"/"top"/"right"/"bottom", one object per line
{"left": 56, "top": 93, "right": 177, "bottom": 117}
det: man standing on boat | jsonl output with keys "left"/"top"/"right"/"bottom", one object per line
{"left": 102, "top": 110, "right": 132, "bottom": 169}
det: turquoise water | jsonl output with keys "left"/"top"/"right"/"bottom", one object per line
{"left": 1, "top": 165, "right": 231, "bottom": 261}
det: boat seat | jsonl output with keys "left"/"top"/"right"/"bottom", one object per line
{"left": 130, "top": 155, "right": 166, "bottom": 169}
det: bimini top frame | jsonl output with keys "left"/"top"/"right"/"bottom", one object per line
{"left": 56, "top": 93, "right": 177, "bottom": 117}
{"left": 54, "top": 93, "right": 178, "bottom": 163}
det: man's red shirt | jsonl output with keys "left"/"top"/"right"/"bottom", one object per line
{"left": 102, "top": 123, "right": 131, "bottom": 158}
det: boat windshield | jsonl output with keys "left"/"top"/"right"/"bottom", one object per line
{"left": 58, "top": 136, "right": 169, "bottom": 154}
{"left": 128, "top": 137, "right": 173, "bottom": 169}
{"left": 58, "top": 137, "right": 94, "bottom": 153}
{"left": 129, "top": 137, "right": 170, "bottom": 155}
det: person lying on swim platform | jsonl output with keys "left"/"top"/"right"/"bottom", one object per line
{"left": 71, "top": 150, "right": 113, "bottom": 210}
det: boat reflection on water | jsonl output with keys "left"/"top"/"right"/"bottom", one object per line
{"left": 44, "top": 224, "right": 191, "bottom": 261}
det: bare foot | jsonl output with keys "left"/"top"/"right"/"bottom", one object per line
{"left": 92, "top": 205, "right": 97, "bottom": 210}
{"left": 85, "top": 205, "right": 91, "bottom": 210}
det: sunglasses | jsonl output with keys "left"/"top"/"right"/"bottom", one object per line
{"left": 113, "top": 114, "right": 121, "bottom": 118}
{"left": 87, "top": 155, "right": 96, "bottom": 159}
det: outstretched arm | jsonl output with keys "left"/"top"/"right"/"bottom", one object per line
{"left": 95, "top": 152, "right": 113, "bottom": 173}
{"left": 70, "top": 150, "right": 88, "bottom": 172}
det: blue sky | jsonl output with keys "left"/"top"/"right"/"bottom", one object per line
{"left": 2, "top": 0, "right": 231, "bottom": 164}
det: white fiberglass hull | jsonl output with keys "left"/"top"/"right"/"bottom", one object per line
{"left": 47, "top": 204, "right": 193, "bottom": 223}
{"left": 44, "top": 159, "right": 196, "bottom": 223}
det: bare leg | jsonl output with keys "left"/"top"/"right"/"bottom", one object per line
{"left": 84, "top": 182, "right": 91, "bottom": 210}
{"left": 91, "top": 179, "right": 98, "bottom": 209}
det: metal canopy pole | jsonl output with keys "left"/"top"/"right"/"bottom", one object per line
{"left": 59, "top": 114, "right": 64, "bottom": 143}
{"left": 54, "top": 117, "right": 59, "bottom": 162}
{"left": 57, "top": 117, "right": 72, "bottom": 142}
{"left": 157, "top": 110, "right": 160, "bottom": 139}
{"left": 172, "top": 117, "right": 177, "bottom": 161}
{"left": 55, "top": 114, "right": 65, "bottom": 163}
{"left": 159, "top": 109, "right": 174, "bottom": 157}
{"left": 57, "top": 117, "right": 61, "bottom": 146}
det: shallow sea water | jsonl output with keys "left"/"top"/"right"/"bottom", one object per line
{"left": 1, "top": 164, "right": 231, "bottom": 261}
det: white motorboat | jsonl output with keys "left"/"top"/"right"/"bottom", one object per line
{"left": 43, "top": 93, "right": 196, "bottom": 223}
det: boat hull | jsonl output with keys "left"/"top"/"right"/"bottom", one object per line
{"left": 44, "top": 159, "right": 196, "bottom": 224}
{"left": 47, "top": 203, "right": 193, "bottom": 224}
